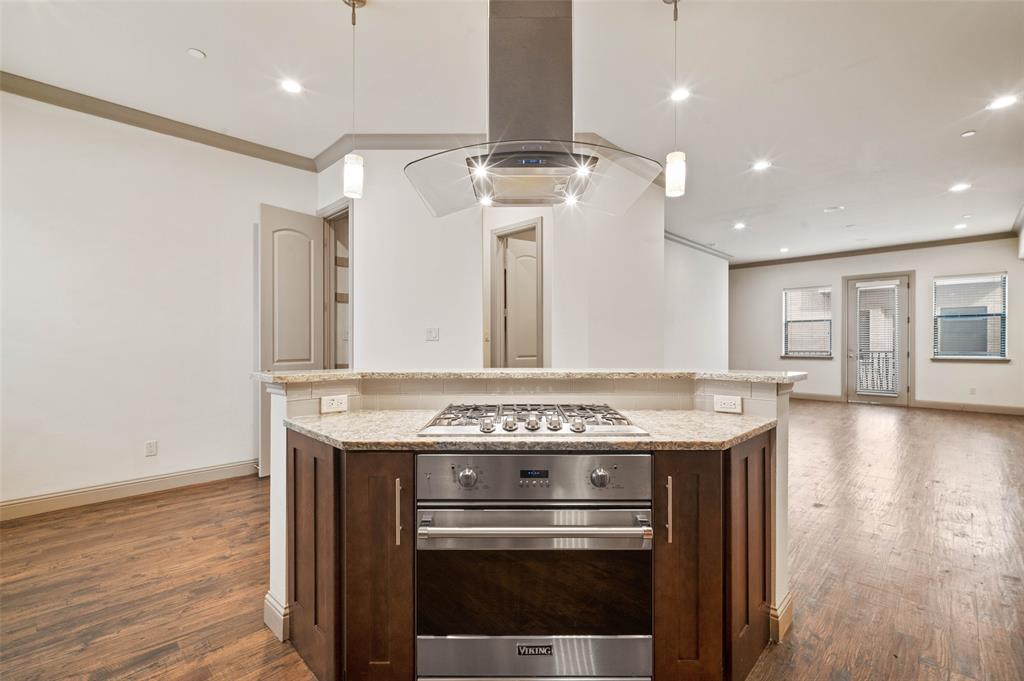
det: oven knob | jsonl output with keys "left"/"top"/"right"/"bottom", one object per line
{"left": 479, "top": 417, "right": 496, "bottom": 433}
{"left": 502, "top": 415, "right": 519, "bottom": 432}
{"left": 457, "top": 467, "right": 478, "bottom": 489}
{"left": 570, "top": 417, "right": 587, "bottom": 433}
{"left": 525, "top": 412, "right": 541, "bottom": 431}
{"left": 590, "top": 467, "right": 610, "bottom": 488}
{"left": 547, "top": 415, "right": 563, "bottom": 431}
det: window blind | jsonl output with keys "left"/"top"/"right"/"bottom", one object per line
{"left": 782, "top": 287, "right": 832, "bottom": 357}
{"left": 933, "top": 273, "right": 1007, "bottom": 358}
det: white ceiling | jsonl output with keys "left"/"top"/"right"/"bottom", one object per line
{"left": 3, "top": 1, "right": 1022, "bottom": 263}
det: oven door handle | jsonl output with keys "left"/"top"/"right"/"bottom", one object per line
{"left": 417, "top": 525, "right": 654, "bottom": 540}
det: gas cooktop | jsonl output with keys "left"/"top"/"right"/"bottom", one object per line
{"left": 417, "top": 403, "right": 649, "bottom": 437}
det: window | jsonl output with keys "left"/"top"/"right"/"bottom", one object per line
{"left": 782, "top": 287, "right": 832, "bottom": 357}
{"left": 933, "top": 273, "right": 1007, "bottom": 358}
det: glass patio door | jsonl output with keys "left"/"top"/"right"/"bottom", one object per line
{"left": 845, "top": 276, "right": 910, "bottom": 406}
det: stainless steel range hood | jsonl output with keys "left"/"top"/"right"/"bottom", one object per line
{"left": 404, "top": 0, "right": 662, "bottom": 216}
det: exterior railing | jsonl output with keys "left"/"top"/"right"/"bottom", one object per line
{"left": 857, "top": 350, "right": 896, "bottom": 394}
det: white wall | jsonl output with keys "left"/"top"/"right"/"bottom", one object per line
{"left": 664, "top": 240, "right": 729, "bottom": 369}
{"left": 730, "top": 237, "right": 1024, "bottom": 408}
{"left": 0, "top": 94, "right": 317, "bottom": 501}
{"left": 321, "top": 150, "right": 484, "bottom": 369}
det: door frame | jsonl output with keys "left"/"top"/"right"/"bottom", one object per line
{"left": 489, "top": 218, "right": 544, "bottom": 368}
{"left": 321, "top": 204, "right": 352, "bottom": 371}
{"left": 840, "top": 271, "right": 915, "bottom": 407}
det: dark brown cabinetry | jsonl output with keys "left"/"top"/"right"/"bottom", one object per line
{"left": 653, "top": 432, "right": 773, "bottom": 681}
{"left": 286, "top": 431, "right": 414, "bottom": 681}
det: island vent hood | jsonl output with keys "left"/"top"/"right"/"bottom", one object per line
{"left": 404, "top": 0, "right": 663, "bottom": 217}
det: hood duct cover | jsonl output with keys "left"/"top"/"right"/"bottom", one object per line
{"left": 404, "top": 0, "right": 662, "bottom": 217}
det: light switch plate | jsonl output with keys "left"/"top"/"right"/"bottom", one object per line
{"left": 144, "top": 440, "right": 158, "bottom": 457}
{"left": 426, "top": 327, "right": 440, "bottom": 342}
{"left": 320, "top": 394, "right": 349, "bottom": 414}
{"left": 713, "top": 395, "right": 743, "bottom": 414}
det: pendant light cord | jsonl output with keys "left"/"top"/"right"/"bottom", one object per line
{"left": 351, "top": 2, "right": 357, "bottom": 150}
{"left": 673, "top": 0, "right": 679, "bottom": 149}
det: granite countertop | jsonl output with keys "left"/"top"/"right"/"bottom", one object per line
{"left": 285, "top": 408, "right": 776, "bottom": 452}
{"left": 255, "top": 367, "right": 808, "bottom": 385}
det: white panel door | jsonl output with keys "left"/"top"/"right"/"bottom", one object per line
{"left": 258, "top": 204, "right": 323, "bottom": 476}
{"left": 504, "top": 232, "right": 539, "bottom": 368}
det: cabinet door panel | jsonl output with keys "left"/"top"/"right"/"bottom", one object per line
{"left": 654, "top": 451, "right": 724, "bottom": 681}
{"left": 288, "top": 431, "right": 339, "bottom": 681}
{"left": 726, "top": 434, "right": 771, "bottom": 681}
{"left": 345, "top": 451, "right": 414, "bottom": 681}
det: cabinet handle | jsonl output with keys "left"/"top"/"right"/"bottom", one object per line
{"left": 665, "top": 475, "right": 673, "bottom": 544}
{"left": 395, "top": 478, "right": 403, "bottom": 546}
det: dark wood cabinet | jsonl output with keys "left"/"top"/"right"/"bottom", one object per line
{"left": 653, "top": 431, "right": 773, "bottom": 681}
{"left": 287, "top": 431, "right": 414, "bottom": 681}
{"left": 344, "top": 450, "right": 415, "bottom": 681}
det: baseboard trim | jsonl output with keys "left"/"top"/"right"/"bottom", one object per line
{"left": 770, "top": 591, "right": 794, "bottom": 642}
{"left": 264, "top": 591, "right": 291, "bottom": 642}
{"left": 791, "top": 392, "right": 844, "bottom": 402}
{"left": 913, "top": 399, "right": 1024, "bottom": 417}
{"left": 0, "top": 459, "right": 258, "bottom": 521}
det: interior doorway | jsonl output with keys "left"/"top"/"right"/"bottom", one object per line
{"left": 843, "top": 273, "right": 913, "bottom": 406}
{"left": 489, "top": 220, "right": 543, "bottom": 368}
{"left": 324, "top": 210, "right": 351, "bottom": 370}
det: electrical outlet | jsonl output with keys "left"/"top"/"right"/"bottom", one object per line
{"left": 321, "top": 394, "right": 349, "bottom": 413}
{"left": 144, "top": 440, "right": 158, "bottom": 457}
{"left": 713, "top": 395, "right": 743, "bottom": 414}
{"left": 426, "top": 327, "right": 440, "bottom": 342}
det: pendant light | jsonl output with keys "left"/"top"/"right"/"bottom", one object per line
{"left": 665, "top": 0, "right": 687, "bottom": 198}
{"left": 343, "top": 0, "right": 364, "bottom": 199}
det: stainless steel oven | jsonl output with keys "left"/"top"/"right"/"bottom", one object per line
{"left": 415, "top": 452, "right": 653, "bottom": 680}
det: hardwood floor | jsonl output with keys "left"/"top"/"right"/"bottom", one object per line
{"left": 1, "top": 401, "right": 1021, "bottom": 680}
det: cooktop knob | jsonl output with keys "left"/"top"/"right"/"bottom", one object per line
{"left": 525, "top": 412, "right": 541, "bottom": 431}
{"left": 546, "top": 414, "right": 563, "bottom": 431}
{"left": 479, "top": 417, "right": 496, "bottom": 433}
{"left": 590, "top": 467, "right": 611, "bottom": 488}
{"left": 502, "top": 414, "right": 519, "bottom": 432}
{"left": 457, "top": 467, "right": 478, "bottom": 489}
{"left": 570, "top": 416, "right": 587, "bottom": 433}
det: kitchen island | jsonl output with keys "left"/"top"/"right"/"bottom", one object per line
{"left": 254, "top": 369, "right": 806, "bottom": 681}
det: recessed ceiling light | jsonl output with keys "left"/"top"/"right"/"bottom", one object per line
{"left": 986, "top": 94, "right": 1018, "bottom": 110}
{"left": 948, "top": 182, "right": 972, "bottom": 193}
{"left": 962, "top": 214, "right": 972, "bottom": 219}
{"left": 479, "top": 195, "right": 493, "bottom": 207}
{"left": 186, "top": 48, "right": 207, "bottom": 60}
{"left": 733, "top": 222, "right": 746, "bottom": 230}
{"left": 670, "top": 87, "right": 691, "bottom": 102}
{"left": 954, "top": 223, "right": 967, "bottom": 230}
{"left": 779, "top": 247, "right": 789, "bottom": 253}
{"left": 751, "top": 160, "right": 772, "bottom": 172}
{"left": 823, "top": 205, "right": 845, "bottom": 213}
{"left": 960, "top": 130, "right": 977, "bottom": 138}
{"left": 564, "top": 194, "right": 579, "bottom": 206}
{"left": 280, "top": 79, "right": 303, "bottom": 94}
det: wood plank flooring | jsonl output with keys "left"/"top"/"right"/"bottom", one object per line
{"left": 1, "top": 401, "right": 1021, "bottom": 680}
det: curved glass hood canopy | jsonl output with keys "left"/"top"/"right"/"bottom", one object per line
{"left": 403, "top": 0, "right": 662, "bottom": 218}
{"left": 404, "top": 139, "right": 662, "bottom": 217}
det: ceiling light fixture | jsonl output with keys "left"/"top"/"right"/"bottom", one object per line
{"left": 479, "top": 195, "right": 493, "bottom": 207}
{"left": 986, "top": 94, "right": 1018, "bottom": 110}
{"left": 954, "top": 223, "right": 967, "bottom": 230}
{"left": 733, "top": 222, "right": 746, "bottom": 230}
{"left": 823, "top": 205, "right": 845, "bottom": 213}
{"left": 343, "top": 1, "right": 364, "bottom": 199}
{"left": 779, "top": 247, "right": 790, "bottom": 253}
{"left": 670, "top": 87, "right": 691, "bottom": 102}
{"left": 472, "top": 165, "right": 488, "bottom": 179}
{"left": 575, "top": 165, "right": 591, "bottom": 177}
{"left": 564, "top": 193, "right": 579, "bottom": 207}
{"left": 280, "top": 79, "right": 302, "bottom": 94}
{"left": 665, "top": 0, "right": 687, "bottom": 198}
{"left": 960, "top": 130, "right": 977, "bottom": 138}
{"left": 751, "top": 159, "right": 772, "bottom": 172}
{"left": 186, "top": 48, "right": 207, "bottom": 60}
{"left": 948, "top": 182, "right": 972, "bottom": 193}
{"left": 962, "top": 214, "right": 973, "bottom": 219}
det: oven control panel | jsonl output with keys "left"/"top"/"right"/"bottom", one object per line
{"left": 416, "top": 453, "right": 652, "bottom": 502}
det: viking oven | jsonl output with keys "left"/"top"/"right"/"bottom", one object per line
{"left": 415, "top": 452, "right": 653, "bottom": 680}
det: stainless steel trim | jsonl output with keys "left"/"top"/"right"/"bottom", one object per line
{"left": 395, "top": 478, "right": 403, "bottom": 546}
{"left": 420, "top": 678, "right": 649, "bottom": 681}
{"left": 665, "top": 475, "right": 673, "bottom": 544}
{"left": 417, "top": 500, "right": 651, "bottom": 509}
{"left": 417, "top": 635, "right": 652, "bottom": 677}
{"left": 418, "top": 526, "right": 653, "bottom": 540}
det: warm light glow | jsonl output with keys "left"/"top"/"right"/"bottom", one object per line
{"left": 665, "top": 151, "right": 687, "bottom": 198}
{"left": 986, "top": 95, "right": 1018, "bottom": 110}
{"left": 280, "top": 79, "right": 303, "bottom": 94}
{"left": 751, "top": 159, "right": 772, "bottom": 171}
{"left": 779, "top": 247, "right": 790, "bottom": 253}
{"left": 564, "top": 194, "right": 579, "bottom": 206}
{"left": 472, "top": 165, "right": 488, "bottom": 179}
{"left": 948, "top": 182, "right": 972, "bottom": 193}
{"left": 479, "top": 195, "right": 493, "bottom": 207}
{"left": 670, "top": 87, "right": 691, "bottom": 102}
{"left": 576, "top": 165, "right": 591, "bottom": 177}
{"left": 343, "top": 153, "right": 364, "bottom": 199}
{"left": 954, "top": 223, "right": 967, "bottom": 230}
{"left": 733, "top": 222, "right": 746, "bottom": 230}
